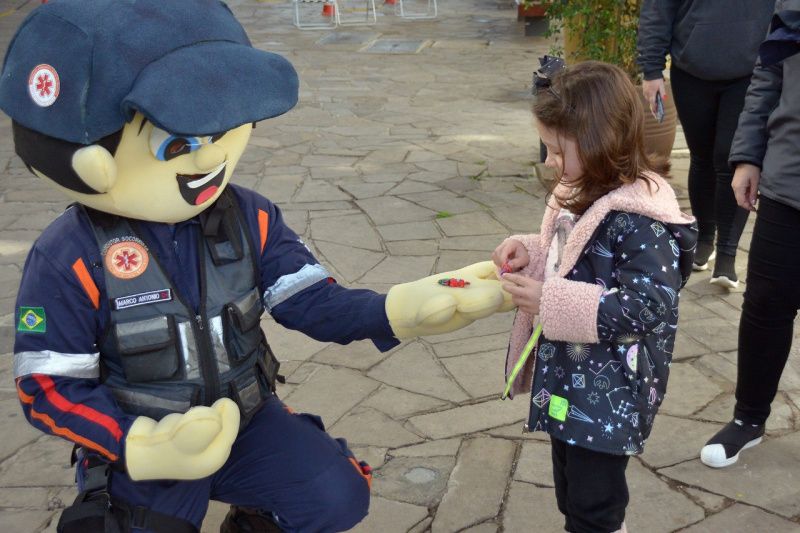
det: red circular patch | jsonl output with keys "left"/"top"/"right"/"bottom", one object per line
{"left": 28, "top": 64, "right": 60, "bottom": 107}
{"left": 105, "top": 241, "right": 149, "bottom": 280}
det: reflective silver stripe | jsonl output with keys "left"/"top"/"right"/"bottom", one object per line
{"left": 178, "top": 321, "right": 202, "bottom": 380}
{"left": 263, "top": 263, "right": 331, "bottom": 312}
{"left": 209, "top": 315, "right": 230, "bottom": 373}
{"left": 110, "top": 388, "right": 191, "bottom": 413}
{"left": 14, "top": 351, "right": 100, "bottom": 379}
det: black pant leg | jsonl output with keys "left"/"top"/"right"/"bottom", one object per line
{"left": 712, "top": 75, "right": 752, "bottom": 257}
{"left": 670, "top": 66, "right": 718, "bottom": 244}
{"left": 551, "top": 438, "right": 630, "bottom": 533}
{"left": 735, "top": 196, "right": 800, "bottom": 424}
{"left": 551, "top": 437, "right": 573, "bottom": 532}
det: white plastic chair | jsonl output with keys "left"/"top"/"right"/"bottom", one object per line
{"left": 337, "top": 0, "right": 377, "bottom": 26}
{"left": 293, "top": 0, "right": 340, "bottom": 30}
{"left": 395, "top": 0, "right": 437, "bottom": 19}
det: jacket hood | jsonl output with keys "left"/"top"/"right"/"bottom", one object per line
{"left": 549, "top": 173, "right": 697, "bottom": 285}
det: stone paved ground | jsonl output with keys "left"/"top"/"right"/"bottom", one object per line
{"left": 0, "top": 0, "right": 798, "bottom": 531}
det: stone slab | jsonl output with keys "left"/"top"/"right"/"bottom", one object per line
{"left": 679, "top": 503, "right": 800, "bottom": 532}
{"left": 659, "top": 432, "right": 800, "bottom": 518}
{"left": 372, "top": 455, "right": 456, "bottom": 507}
{"left": 659, "top": 362, "right": 722, "bottom": 417}
{"left": 436, "top": 212, "right": 507, "bottom": 237}
{"left": 393, "top": 438, "right": 462, "bottom": 458}
{"left": 329, "top": 407, "right": 424, "bottom": 448}
{"left": 432, "top": 332, "right": 509, "bottom": 358}
{"left": 432, "top": 437, "right": 516, "bottom": 533}
{"left": 351, "top": 496, "right": 429, "bottom": 533}
{"left": 409, "top": 398, "right": 528, "bottom": 440}
{"left": 361, "top": 384, "right": 449, "bottom": 419}
{"left": 513, "top": 440, "right": 553, "bottom": 486}
{"left": 502, "top": 482, "right": 562, "bottom": 533}
{"left": 440, "top": 349, "right": 507, "bottom": 399}
{"left": 641, "top": 415, "right": 723, "bottom": 469}
{"left": 626, "top": 459, "right": 704, "bottom": 532}
{"left": 367, "top": 342, "right": 470, "bottom": 403}
{"left": 309, "top": 213, "right": 383, "bottom": 250}
{"left": 0, "top": 436, "right": 74, "bottom": 487}
{"left": 282, "top": 366, "right": 381, "bottom": 426}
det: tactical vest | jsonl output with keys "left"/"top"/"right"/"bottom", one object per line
{"left": 85, "top": 191, "right": 280, "bottom": 424}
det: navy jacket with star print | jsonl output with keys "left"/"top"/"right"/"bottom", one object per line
{"left": 504, "top": 174, "right": 698, "bottom": 455}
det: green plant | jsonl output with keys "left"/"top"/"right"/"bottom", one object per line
{"left": 524, "top": 0, "right": 642, "bottom": 80}
{"left": 436, "top": 211, "right": 453, "bottom": 219}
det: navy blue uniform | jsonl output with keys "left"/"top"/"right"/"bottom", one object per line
{"left": 13, "top": 184, "right": 397, "bottom": 531}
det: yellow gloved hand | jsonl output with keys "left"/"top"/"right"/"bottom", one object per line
{"left": 386, "top": 261, "right": 516, "bottom": 339}
{"left": 125, "top": 398, "right": 240, "bottom": 481}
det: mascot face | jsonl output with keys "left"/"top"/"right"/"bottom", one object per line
{"left": 39, "top": 113, "right": 252, "bottom": 223}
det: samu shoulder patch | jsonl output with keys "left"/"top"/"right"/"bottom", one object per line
{"left": 17, "top": 307, "right": 46, "bottom": 334}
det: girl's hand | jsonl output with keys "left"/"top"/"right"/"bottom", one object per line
{"left": 501, "top": 273, "right": 542, "bottom": 315}
{"left": 492, "top": 240, "right": 530, "bottom": 272}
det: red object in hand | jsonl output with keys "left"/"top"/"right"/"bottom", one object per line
{"left": 438, "top": 278, "right": 470, "bottom": 287}
{"left": 500, "top": 261, "right": 512, "bottom": 275}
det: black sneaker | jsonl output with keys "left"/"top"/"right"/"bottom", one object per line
{"left": 700, "top": 419, "right": 765, "bottom": 468}
{"left": 220, "top": 506, "right": 283, "bottom": 533}
{"left": 692, "top": 242, "right": 716, "bottom": 272}
{"left": 710, "top": 253, "right": 739, "bottom": 289}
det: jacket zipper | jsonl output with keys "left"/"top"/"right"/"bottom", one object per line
{"left": 195, "top": 230, "right": 221, "bottom": 405}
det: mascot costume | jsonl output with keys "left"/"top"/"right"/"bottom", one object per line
{"left": 0, "top": 1, "right": 513, "bottom": 531}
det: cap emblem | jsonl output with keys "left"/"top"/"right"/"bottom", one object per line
{"left": 28, "top": 64, "right": 60, "bottom": 107}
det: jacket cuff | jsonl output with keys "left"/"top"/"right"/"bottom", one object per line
{"left": 539, "top": 278, "right": 603, "bottom": 343}
{"left": 643, "top": 69, "right": 664, "bottom": 81}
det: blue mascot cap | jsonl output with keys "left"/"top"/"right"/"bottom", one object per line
{"left": 0, "top": 0, "right": 299, "bottom": 144}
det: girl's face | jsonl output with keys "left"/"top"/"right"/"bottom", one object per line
{"left": 536, "top": 119, "right": 583, "bottom": 185}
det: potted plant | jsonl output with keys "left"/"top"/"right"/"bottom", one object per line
{"left": 522, "top": 0, "right": 677, "bottom": 160}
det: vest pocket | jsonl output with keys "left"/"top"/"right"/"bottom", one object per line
{"left": 223, "top": 289, "right": 265, "bottom": 364}
{"left": 115, "top": 316, "right": 181, "bottom": 382}
{"left": 228, "top": 370, "right": 267, "bottom": 426}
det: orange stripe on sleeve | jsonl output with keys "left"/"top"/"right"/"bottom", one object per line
{"left": 32, "top": 374, "right": 123, "bottom": 441}
{"left": 72, "top": 258, "right": 100, "bottom": 309}
{"left": 28, "top": 408, "right": 118, "bottom": 462}
{"left": 17, "top": 381, "right": 119, "bottom": 462}
{"left": 258, "top": 209, "right": 269, "bottom": 254}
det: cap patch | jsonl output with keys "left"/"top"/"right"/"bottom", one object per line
{"left": 103, "top": 238, "right": 149, "bottom": 280}
{"left": 28, "top": 64, "right": 60, "bottom": 107}
{"left": 18, "top": 307, "right": 46, "bottom": 333}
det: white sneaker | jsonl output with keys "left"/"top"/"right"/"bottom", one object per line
{"left": 710, "top": 274, "right": 739, "bottom": 290}
{"left": 700, "top": 419, "right": 765, "bottom": 468}
{"left": 692, "top": 250, "right": 716, "bottom": 271}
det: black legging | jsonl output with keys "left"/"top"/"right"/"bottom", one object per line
{"left": 670, "top": 66, "right": 751, "bottom": 257}
{"left": 735, "top": 196, "right": 798, "bottom": 424}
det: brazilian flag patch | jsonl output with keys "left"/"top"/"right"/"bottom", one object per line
{"left": 18, "top": 307, "right": 46, "bottom": 334}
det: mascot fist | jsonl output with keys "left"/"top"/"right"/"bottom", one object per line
{"left": 125, "top": 398, "right": 240, "bottom": 481}
{"left": 386, "top": 261, "right": 515, "bottom": 339}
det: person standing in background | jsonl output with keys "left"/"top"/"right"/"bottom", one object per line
{"left": 637, "top": 0, "right": 773, "bottom": 289}
{"left": 701, "top": 0, "right": 800, "bottom": 468}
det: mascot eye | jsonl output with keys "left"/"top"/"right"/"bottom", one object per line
{"left": 149, "top": 127, "right": 202, "bottom": 161}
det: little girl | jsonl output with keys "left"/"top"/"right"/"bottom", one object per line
{"left": 494, "top": 61, "right": 697, "bottom": 533}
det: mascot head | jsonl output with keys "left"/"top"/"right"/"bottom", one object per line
{"left": 0, "top": 0, "right": 298, "bottom": 223}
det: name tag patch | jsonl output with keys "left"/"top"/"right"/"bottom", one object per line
{"left": 114, "top": 289, "right": 172, "bottom": 310}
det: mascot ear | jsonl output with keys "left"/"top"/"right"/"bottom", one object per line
{"left": 71, "top": 145, "right": 117, "bottom": 193}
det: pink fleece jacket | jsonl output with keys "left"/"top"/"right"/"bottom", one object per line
{"left": 503, "top": 173, "right": 695, "bottom": 396}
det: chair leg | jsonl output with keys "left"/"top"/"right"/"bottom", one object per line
{"left": 293, "top": 0, "right": 338, "bottom": 30}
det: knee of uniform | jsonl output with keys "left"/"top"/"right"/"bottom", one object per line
{"left": 311, "top": 459, "right": 371, "bottom": 531}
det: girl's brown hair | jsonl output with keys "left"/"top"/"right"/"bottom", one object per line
{"left": 534, "top": 61, "right": 669, "bottom": 215}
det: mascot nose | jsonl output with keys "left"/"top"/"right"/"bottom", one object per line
{"left": 194, "top": 143, "right": 226, "bottom": 171}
